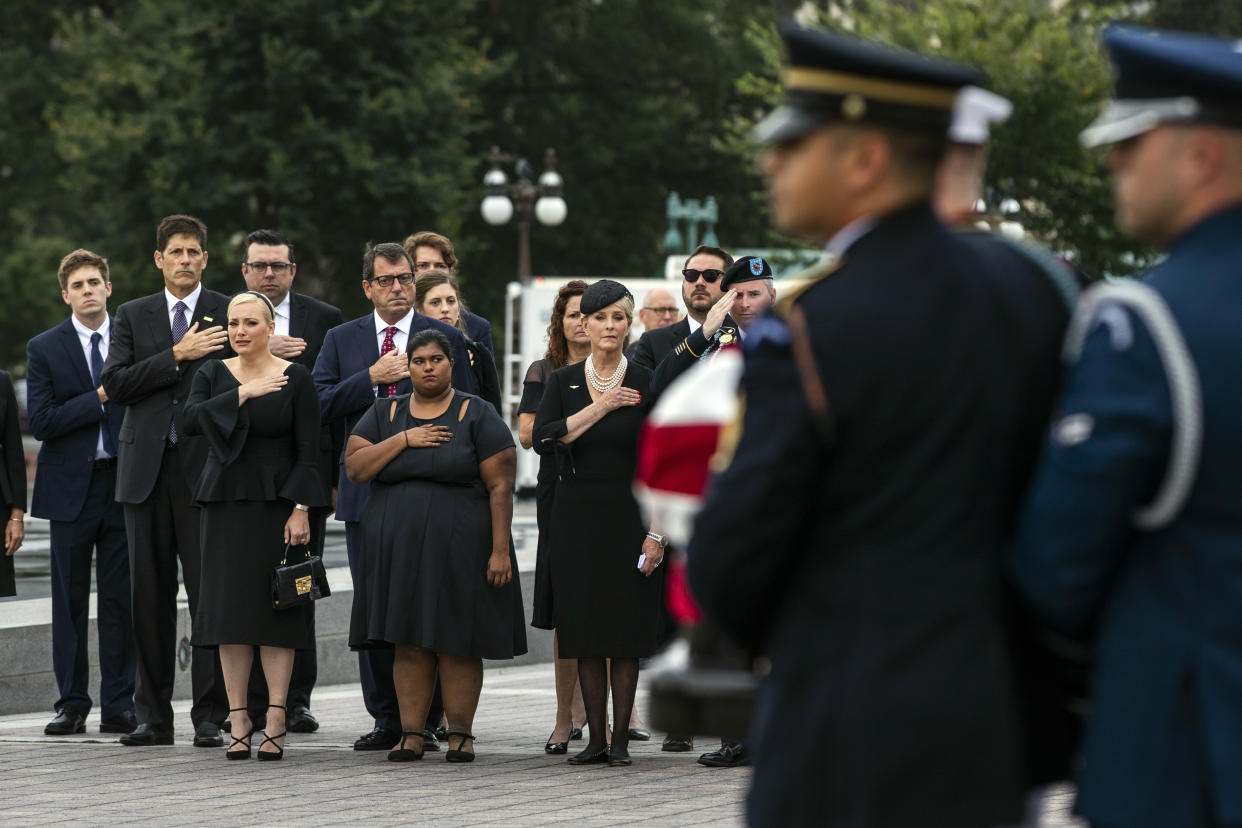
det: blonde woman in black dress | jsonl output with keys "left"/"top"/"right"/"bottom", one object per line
{"left": 534, "top": 279, "right": 666, "bottom": 767}
{"left": 183, "top": 291, "right": 324, "bottom": 761}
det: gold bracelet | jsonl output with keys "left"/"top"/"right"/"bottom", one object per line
{"left": 8, "top": 517, "right": 23, "bottom": 522}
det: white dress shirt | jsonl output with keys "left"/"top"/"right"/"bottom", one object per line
{"left": 688, "top": 315, "right": 702, "bottom": 335}
{"left": 164, "top": 282, "right": 203, "bottom": 329}
{"left": 372, "top": 309, "right": 414, "bottom": 395}
{"left": 71, "top": 313, "right": 112, "bottom": 459}
{"left": 273, "top": 294, "right": 292, "bottom": 337}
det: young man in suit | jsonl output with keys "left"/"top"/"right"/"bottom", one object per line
{"left": 102, "top": 214, "right": 231, "bottom": 748}
{"left": 403, "top": 230, "right": 494, "bottom": 357}
{"left": 27, "top": 249, "right": 136, "bottom": 737}
{"left": 236, "top": 228, "right": 343, "bottom": 735}
{"left": 312, "top": 242, "right": 474, "bottom": 751}
{"left": 627, "top": 245, "right": 734, "bottom": 375}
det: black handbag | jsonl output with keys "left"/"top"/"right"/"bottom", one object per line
{"left": 271, "top": 543, "right": 330, "bottom": 611}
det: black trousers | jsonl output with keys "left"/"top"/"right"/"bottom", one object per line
{"left": 123, "top": 447, "right": 227, "bottom": 730}
{"left": 246, "top": 506, "right": 325, "bottom": 712}
{"left": 49, "top": 464, "right": 135, "bottom": 719}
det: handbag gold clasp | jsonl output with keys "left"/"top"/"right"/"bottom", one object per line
{"left": 295, "top": 575, "right": 313, "bottom": 595}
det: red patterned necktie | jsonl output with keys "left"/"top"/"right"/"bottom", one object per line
{"left": 378, "top": 326, "right": 398, "bottom": 397}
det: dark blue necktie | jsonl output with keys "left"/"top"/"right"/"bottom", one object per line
{"left": 90, "top": 332, "right": 117, "bottom": 457}
{"left": 168, "top": 301, "right": 189, "bottom": 443}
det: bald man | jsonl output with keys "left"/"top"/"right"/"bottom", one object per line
{"left": 637, "top": 287, "right": 679, "bottom": 333}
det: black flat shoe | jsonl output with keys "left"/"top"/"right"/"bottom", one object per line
{"left": 99, "top": 710, "right": 137, "bottom": 734}
{"left": 286, "top": 707, "right": 319, "bottom": 734}
{"left": 567, "top": 744, "right": 610, "bottom": 765}
{"left": 387, "top": 731, "right": 425, "bottom": 762}
{"left": 445, "top": 730, "right": 476, "bottom": 763}
{"left": 193, "top": 722, "right": 223, "bottom": 748}
{"left": 119, "top": 723, "right": 174, "bottom": 746}
{"left": 697, "top": 741, "right": 750, "bottom": 767}
{"left": 627, "top": 728, "right": 651, "bottom": 741}
{"left": 569, "top": 726, "right": 584, "bottom": 741}
{"left": 44, "top": 710, "right": 86, "bottom": 736}
{"left": 354, "top": 726, "right": 401, "bottom": 751}
{"left": 662, "top": 734, "right": 694, "bottom": 752}
{"left": 607, "top": 747, "right": 632, "bottom": 767}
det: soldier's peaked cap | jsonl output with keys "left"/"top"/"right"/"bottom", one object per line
{"left": 754, "top": 22, "right": 985, "bottom": 146}
{"left": 1081, "top": 25, "right": 1242, "bottom": 148}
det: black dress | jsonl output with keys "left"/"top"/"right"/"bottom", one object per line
{"left": 519, "top": 358, "right": 558, "bottom": 630}
{"left": 183, "top": 360, "right": 325, "bottom": 648}
{"left": 348, "top": 392, "right": 527, "bottom": 660}
{"left": 533, "top": 361, "right": 665, "bottom": 658}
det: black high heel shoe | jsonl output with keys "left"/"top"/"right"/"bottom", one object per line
{"left": 567, "top": 743, "right": 609, "bottom": 765}
{"left": 545, "top": 726, "right": 571, "bottom": 754}
{"left": 256, "top": 704, "right": 286, "bottom": 762}
{"left": 226, "top": 707, "right": 252, "bottom": 760}
{"left": 445, "top": 730, "right": 476, "bottom": 763}
{"left": 569, "top": 725, "right": 584, "bottom": 741}
{"left": 387, "top": 731, "right": 425, "bottom": 762}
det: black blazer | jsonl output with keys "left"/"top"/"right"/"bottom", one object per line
{"left": 102, "top": 288, "right": 233, "bottom": 503}
{"left": 648, "top": 314, "right": 739, "bottom": 401}
{"left": 626, "top": 318, "right": 690, "bottom": 372}
{"left": 26, "top": 317, "right": 127, "bottom": 522}
{"left": 287, "top": 292, "right": 345, "bottom": 499}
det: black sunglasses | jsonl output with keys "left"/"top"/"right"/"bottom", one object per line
{"left": 683, "top": 268, "right": 724, "bottom": 283}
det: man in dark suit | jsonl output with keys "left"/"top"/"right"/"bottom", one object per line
{"left": 627, "top": 244, "right": 734, "bottom": 375}
{"left": 27, "top": 249, "right": 136, "bottom": 737}
{"left": 403, "top": 230, "right": 494, "bottom": 356}
{"left": 312, "top": 242, "right": 474, "bottom": 751}
{"left": 687, "top": 25, "right": 1069, "bottom": 826}
{"left": 102, "top": 214, "right": 231, "bottom": 748}
{"left": 235, "top": 228, "right": 343, "bottom": 735}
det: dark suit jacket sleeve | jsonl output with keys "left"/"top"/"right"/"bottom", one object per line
{"left": 101, "top": 300, "right": 180, "bottom": 405}
{"left": 0, "top": 372, "right": 27, "bottom": 510}
{"left": 532, "top": 368, "right": 569, "bottom": 454}
{"left": 444, "top": 328, "right": 476, "bottom": 393}
{"left": 686, "top": 339, "right": 826, "bottom": 652}
{"left": 466, "top": 310, "right": 495, "bottom": 359}
{"left": 471, "top": 343, "right": 504, "bottom": 414}
{"left": 629, "top": 329, "right": 659, "bottom": 371}
{"left": 312, "top": 325, "right": 378, "bottom": 424}
{"left": 25, "top": 336, "right": 106, "bottom": 441}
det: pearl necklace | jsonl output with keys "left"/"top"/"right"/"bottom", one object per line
{"left": 585, "top": 354, "right": 627, "bottom": 393}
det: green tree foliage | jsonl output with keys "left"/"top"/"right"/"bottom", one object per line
{"left": 809, "top": 0, "right": 1144, "bottom": 279}
{"left": 1, "top": 0, "right": 493, "bottom": 367}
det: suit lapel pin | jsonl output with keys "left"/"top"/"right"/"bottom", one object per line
{"left": 569, "top": 385, "right": 580, "bottom": 389}
{"left": 202, "top": 316, "right": 214, "bottom": 323}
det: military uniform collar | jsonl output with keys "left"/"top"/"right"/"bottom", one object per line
{"left": 1167, "top": 201, "right": 1242, "bottom": 256}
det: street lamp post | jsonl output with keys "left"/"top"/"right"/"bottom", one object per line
{"left": 481, "top": 146, "right": 567, "bottom": 283}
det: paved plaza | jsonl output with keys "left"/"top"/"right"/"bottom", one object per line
{"left": 0, "top": 660, "right": 1086, "bottom": 827}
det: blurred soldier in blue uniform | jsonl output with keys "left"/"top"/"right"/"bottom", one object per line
{"left": 687, "top": 23, "right": 1071, "bottom": 828}
{"left": 1011, "top": 25, "right": 1242, "bottom": 828}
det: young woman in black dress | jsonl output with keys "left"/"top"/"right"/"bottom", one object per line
{"left": 414, "top": 269, "right": 503, "bottom": 414}
{"left": 533, "top": 280, "right": 667, "bottom": 767}
{"left": 183, "top": 291, "right": 325, "bottom": 761}
{"left": 345, "top": 329, "right": 526, "bottom": 763}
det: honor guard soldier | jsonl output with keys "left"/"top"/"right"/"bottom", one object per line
{"left": 687, "top": 23, "right": 1070, "bottom": 827}
{"left": 1012, "top": 26, "right": 1242, "bottom": 828}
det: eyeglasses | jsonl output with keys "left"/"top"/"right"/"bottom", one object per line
{"left": 369, "top": 273, "right": 415, "bottom": 288}
{"left": 643, "top": 306, "right": 679, "bottom": 315}
{"left": 683, "top": 268, "right": 724, "bottom": 283}
{"left": 244, "top": 261, "right": 292, "bottom": 275}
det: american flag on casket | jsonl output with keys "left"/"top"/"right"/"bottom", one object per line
{"left": 633, "top": 346, "right": 744, "bottom": 624}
